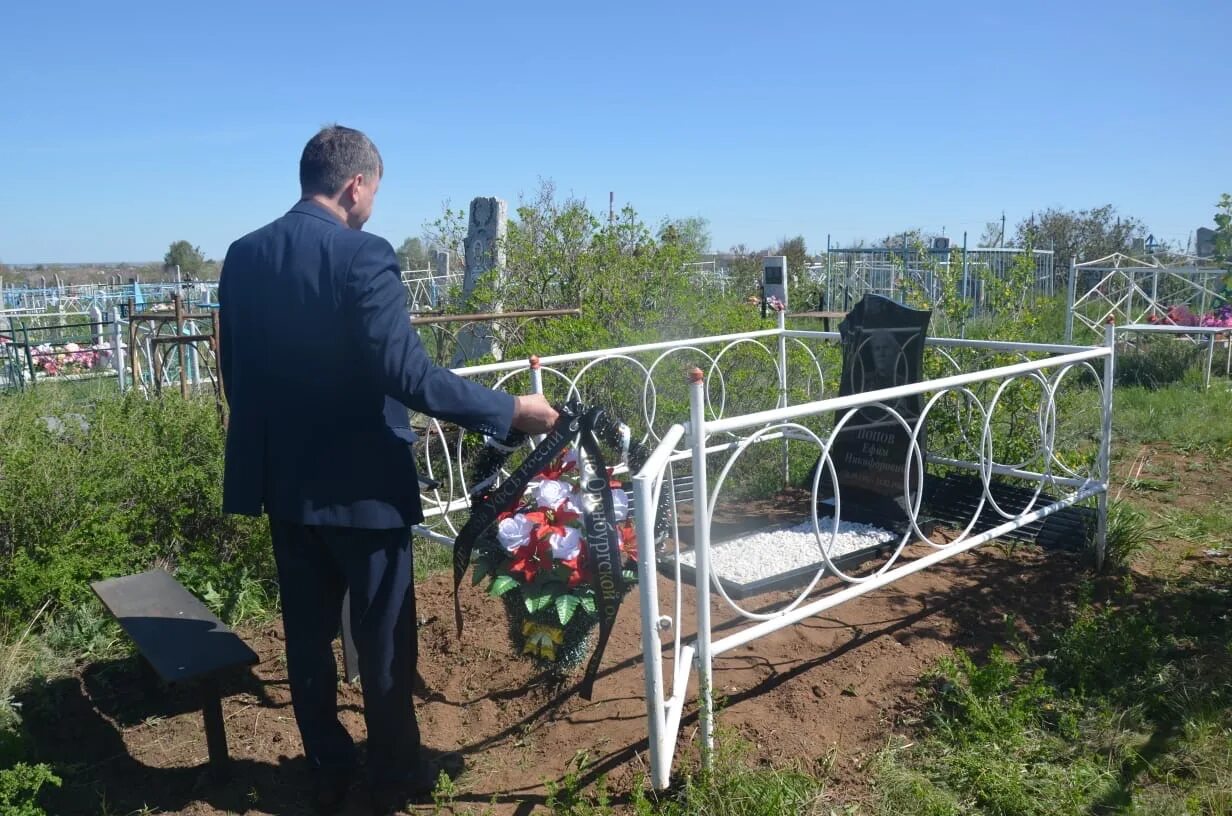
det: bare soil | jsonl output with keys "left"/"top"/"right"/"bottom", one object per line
{"left": 36, "top": 451, "right": 1221, "bottom": 816}
{"left": 24, "top": 536, "right": 1086, "bottom": 815}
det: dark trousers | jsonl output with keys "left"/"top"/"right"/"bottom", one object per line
{"left": 269, "top": 520, "right": 419, "bottom": 780}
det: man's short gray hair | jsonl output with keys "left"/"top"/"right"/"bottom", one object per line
{"left": 299, "top": 125, "right": 384, "bottom": 197}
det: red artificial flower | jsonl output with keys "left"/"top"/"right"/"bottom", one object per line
{"left": 540, "top": 453, "right": 577, "bottom": 481}
{"left": 507, "top": 535, "right": 553, "bottom": 583}
{"left": 618, "top": 521, "right": 638, "bottom": 562}
{"left": 521, "top": 509, "right": 549, "bottom": 527}
{"left": 560, "top": 554, "right": 592, "bottom": 588}
{"left": 551, "top": 501, "right": 581, "bottom": 527}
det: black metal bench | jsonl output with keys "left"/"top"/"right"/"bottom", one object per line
{"left": 90, "top": 569, "right": 259, "bottom": 773}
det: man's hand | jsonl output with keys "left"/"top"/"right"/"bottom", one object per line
{"left": 511, "top": 394, "right": 559, "bottom": 434}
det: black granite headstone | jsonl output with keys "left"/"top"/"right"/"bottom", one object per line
{"left": 813, "top": 294, "right": 932, "bottom": 529}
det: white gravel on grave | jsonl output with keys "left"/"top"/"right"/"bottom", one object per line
{"left": 675, "top": 518, "right": 897, "bottom": 585}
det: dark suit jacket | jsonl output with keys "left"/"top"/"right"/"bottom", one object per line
{"left": 218, "top": 200, "right": 513, "bottom": 529}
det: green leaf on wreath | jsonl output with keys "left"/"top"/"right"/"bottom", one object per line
{"left": 471, "top": 560, "right": 490, "bottom": 586}
{"left": 488, "top": 575, "right": 517, "bottom": 597}
{"left": 579, "top": 594, "right": 597, "bottom": 614}
{"left": 622, "top": 569, "right": 638, "bottom": 584}
{"left": 524, "top": 591, "right": 555, "bottom": 613}
{"left": 555, "top": 594, "right": 581, "bottom": 626}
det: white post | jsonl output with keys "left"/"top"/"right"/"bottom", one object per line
{"left": 633, "top": 464, "right": 670, "bottom": 789}
{"left": 186, "top": 320, "right": 201, "bottom": 386}
{"left": 1096, "top": 323, "right": 1115, "bottom": 570}
{"left": 111, "top": 307, "right": 126, "bottom": 392}
{"left": 777, "top": 308, "right": 789, "bottom": 487}
{"left": 528, "top": 354, "right": 543, "bottom": 396}
{"left": 686, "top": 367, "right": 715, "bottom": 767}
{"left": 1150, "top": 269, "right": 1160, "bottom": 319}
{"left": 1066, "top": 258, "right": 1078, "bottom": 343}
{"left": 1205, "top": 332, "right": 1215, "bottom": 391}
{"left": 529, "top": 355, "right": 545, "bottom": 446}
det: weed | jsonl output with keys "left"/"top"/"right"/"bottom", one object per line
{"left": 545, "top": 751, "right": 616, "bottom": 815}
{"left": 1098, "top": 499, "right": 1156, "bottom": 571}
{"left": 0, "top": 762, "right": 61, "bottom": 816}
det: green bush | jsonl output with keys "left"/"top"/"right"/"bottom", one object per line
{"left": 0, "top": 388, "right": 272, "bottom": 629}
{"left": 0, "top": 762, "right": 60, "bottom": 816}
{"left": 1114, "top": 336, "right": 1205, "bottom": 389}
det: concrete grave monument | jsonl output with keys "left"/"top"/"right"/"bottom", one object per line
{"left": 453, "top": 197, "right": 508, "bottom": 364}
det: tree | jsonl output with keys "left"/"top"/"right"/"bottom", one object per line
{"left": 658, "top": 217, "right": 711, "bottom": 254}
{"left": 979, "top": 220, "right": 1004, "bottom": 248}
{"left": 1013, "top": 205, "right": 1146, "bottom": 266}
{"left": 396, "top": 237, "right": 431, "bottom": 271}
{"left": 772, "top": 235, "right": 811, "bottom": 293}
{"left": 164, "top": 240, "right": 206, "bottom": 279}
{"left": 879, "top": 229, "right": 933, "bottom": 249}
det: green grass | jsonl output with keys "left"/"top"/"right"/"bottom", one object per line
{"left": 1111, "top": 383, "right": 1232, "bottom": 453}
{"left": 3, "top": 313, "right": 1232, "bottom": 814}
{"left": 873, "top": 565, "right": 1232, "bottom": 815}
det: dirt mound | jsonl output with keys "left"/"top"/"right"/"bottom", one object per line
{"left": 25, "top": 544, "right": 1081, "bottom": 815}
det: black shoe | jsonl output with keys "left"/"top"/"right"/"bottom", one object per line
{"left": 369, "top": 752, "right": 465, "bottom": 814}
{"left": 311, "top": 768, "right": 353, "bottom": 815}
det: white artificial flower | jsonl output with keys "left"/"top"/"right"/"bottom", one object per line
{"left": 549, "top": 526, "right": 582, "bottom": 560}
{"left": 496, "top": 514, "right": 536, "bottom": 553}
{"left": 611, "top": 488, "right": 629, "bottom": 522}
{"left": 535, "top": 479, "right": 573, "bottom": 510}
{"left": 560, "top": 488, "right": 584, "bottom": 516}
{"left": 563, "top": 448, "right": 579, "bottom": 469}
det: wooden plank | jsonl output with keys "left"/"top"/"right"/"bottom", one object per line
{"left": 790, "top": 310, "right": 848, "bottom": 320}
{"left": 91, "top": 570, "right": 258, "bottom": 684}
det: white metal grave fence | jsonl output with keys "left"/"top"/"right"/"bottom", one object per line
{"left": 409, "top": 317, "right": 1112, "bottom": 789}
{"left": 407, "top": 324, "right": 814, "bottom": 543}
{"left": 1065, "top": 254, "right": 1230, "bottom": 342}
{"left": 629, "top": 323, "right": 1112, "bottom": 787}
{"left": 402, "top": 270, "right": 463, "bottom": 312}
{"left": 818, "top": 247, "right": 1055, "bottom": 315}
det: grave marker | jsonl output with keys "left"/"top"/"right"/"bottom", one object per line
{"left": 816, "top": 294, "right": 932, "bottom": 530}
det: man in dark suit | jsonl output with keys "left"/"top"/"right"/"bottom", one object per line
{"left": 219, "top": 125, "right": 557, "bottom": 814}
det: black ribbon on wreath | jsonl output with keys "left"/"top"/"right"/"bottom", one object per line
{"left": 452, "top": 398, "right": 671, "bottom": 700}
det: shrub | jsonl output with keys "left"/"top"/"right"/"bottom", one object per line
{"left": 1114, "top": 336, "right": 1204, "bottom": 388}
{"left": 0, "top": 388, "right": 272, "bottom": 629}
{"left": 0, "top": 763, "right": 60, "bottom": 816}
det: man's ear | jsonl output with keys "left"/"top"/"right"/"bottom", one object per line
{"left": 340, "top": 175, "right": 361, "bottom": 206}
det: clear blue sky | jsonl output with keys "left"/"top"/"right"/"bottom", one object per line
{"left": 2, "top": 0, "right": 1229, "bottom": 264}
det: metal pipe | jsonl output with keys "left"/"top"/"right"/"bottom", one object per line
{"left": 776, "top": 309, "right": 789, "bottom": 487}
{"left": 409, "top": 307, "right": 580, "bottom": 325}
{"left": 633, "top": 466, "right": 670, "bottom": 789}
{"left": 705, "top": 347, "right": 1110, "bottom": 436}
{"left": 778, "top": 328, "right": 1094, "bottom": 356}
{"left": 111, "top": 307, "right": 126, "bottom": 392}
{"left": 454, "top": 329, "right": 781, "bottom": 377}
{"left": 1096, "top": 322, "right": 1115, "bottom": 570}
{"left": 686, "top": 367, "right": 715, "bottom": 765}
{"left": 1066, "top": 258, "right": 1078, "bottom": 343}
{"left": 925, "top": 454, "right": 1092, "bottom": 488}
